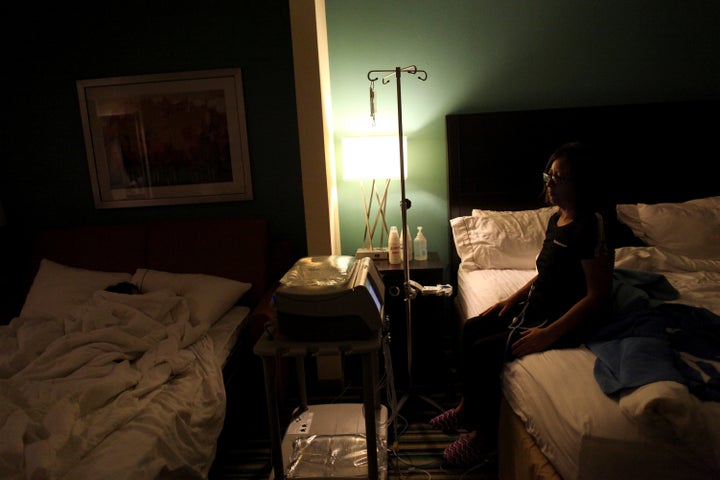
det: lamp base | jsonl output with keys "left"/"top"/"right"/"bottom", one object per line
{"left": 355, "top": 247, "right": 389, "bottom": 260}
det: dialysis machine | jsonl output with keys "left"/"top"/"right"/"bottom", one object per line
{"left": 274, "top": 255, "right": 385, "bottom": 341}
{"left": 263, "top": 255, "right": 389, "bottom": 479}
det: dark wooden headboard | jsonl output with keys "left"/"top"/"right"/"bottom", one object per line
{"left": 446, "top": 99, "right": 720, "bottom": 282}
{"left": 21, "top": 217, "right": 292, "bottom": 309}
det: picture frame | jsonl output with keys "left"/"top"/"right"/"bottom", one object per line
{"left": 77, "top": 68, "right": 253, "bottom": 208}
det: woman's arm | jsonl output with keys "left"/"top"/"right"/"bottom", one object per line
{"left": 480, "top": 274, "right": 538, "bottom": 318}
{"left": 510, "top": 254, "right": 612, "bottom": 356}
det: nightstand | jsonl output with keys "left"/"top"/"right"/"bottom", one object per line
{"left": 373, "top": 252, "right": 448, "bottom": 387}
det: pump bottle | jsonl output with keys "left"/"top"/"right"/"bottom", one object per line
{"left": 388, "top": 226, "right": 401, "bottom": 264}
{"left": 413, "top": 226, "right": 428, "bottom": 261}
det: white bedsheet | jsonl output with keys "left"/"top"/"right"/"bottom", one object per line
{"left": 210, "top": 305, "right": 250, "bottom": 366}
{"left": 503, "top": 347, "right": 720, "bottom": 480}
{"left": 456, "top": 247, "right": 720, "bottom": 479}
{"left": 456, "top": 267, "right": 536, "bottom": 321}
{"left": 0, "top": 289, "right": 248, "bottom": 480}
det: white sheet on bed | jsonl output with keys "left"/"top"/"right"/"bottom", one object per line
{"left": 210, "top": 305, "right": 250, "bottom": 366}
{"left": 0, "top": 289, "right": 248, "bottom": 480}
{"left": 503, "top": 347, "right": 720, "bottom": 480}
{"left": 456, "top": 267, "right": 536, "bottom": 320}
{"left": 457, "top": 266, "right": 720, "bottom": 323}
{"left": 457, "top": 247, "right": 720, "bottom": 480}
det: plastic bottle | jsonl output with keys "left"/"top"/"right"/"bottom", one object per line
{"left": 400, "top": 225, "right": 413, "bottom": 261}
{"left": 413, "top": 226, "right": 428, "bottom": 261}
{"left": 388, "top": 226, "right": 401, "bottom": 264}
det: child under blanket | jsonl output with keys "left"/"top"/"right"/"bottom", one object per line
{"left": 104, "top": 281, "right": 141, "bottom": 295}
{"left": 0, "top": 287, "right": 224, "bottom": 479}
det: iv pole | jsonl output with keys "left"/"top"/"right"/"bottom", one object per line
{"left": 367, "top": 66, "right": 443, "bottom": 414}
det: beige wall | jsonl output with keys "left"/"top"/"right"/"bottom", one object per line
{"left": 289, "top": 0, "right": 340, "bottom": 256}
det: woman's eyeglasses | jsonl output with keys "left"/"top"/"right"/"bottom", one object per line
{"left": 542, "top": 172, "right": 572, "bottom": 185}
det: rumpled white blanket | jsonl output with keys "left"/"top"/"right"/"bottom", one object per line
{"left": 0, "top": 289, "right": 226, "bottom": 480}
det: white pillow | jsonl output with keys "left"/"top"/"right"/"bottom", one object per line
{"left": 21, "top": 259, "right": 132, "bottom": 318}
{"left": 131, "top": 268, "right": 252, "bottom": 327}
{"left": 451, "top": 206, "right": 555, "bottom": 270}
{"left": 615, "top": 246, "right": 720, "bottom": 273}
{"left": 637, "top": 196, "right": 720, "bottom": 259}
{"left": 616, "top": 203, "right": 645, "bottom": 240}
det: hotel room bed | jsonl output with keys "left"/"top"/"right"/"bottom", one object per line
{"left": 445, "top": 100, "right": 720, "bottom": 480}
{"left": 0, "top": 216, "right": 288, "bottom": 480}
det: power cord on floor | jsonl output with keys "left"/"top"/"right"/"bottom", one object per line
{"left": 379, "top": 315, "right": 493, "bottom": 479}
{"left": 380, "top": 316, "right": 443, "bottom": 480}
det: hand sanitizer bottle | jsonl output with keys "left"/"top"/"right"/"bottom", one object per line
{"left": 388, "top": 226, "right": 401, "bottom": 264}
{"left": 413, "top": 226, "right": 428, "bottom": 261}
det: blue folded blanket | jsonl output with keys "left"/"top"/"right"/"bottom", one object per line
{"left": 611, "top": 268, "right": 679, "bottom": 314}
{"left": 588, "top": 302, "right": 720, "bottom": 401}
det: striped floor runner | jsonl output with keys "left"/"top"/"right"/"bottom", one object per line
{"left": 211, "top": 423, "right": 498, "bottom": 480}
{"left": 211, "top": 390, "right": 499, "bottom": 479}
{"left": 383, "top": 395, "right": 499, "bottom": 480}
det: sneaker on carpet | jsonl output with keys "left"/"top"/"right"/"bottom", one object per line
{"left": 429, "top": 409, "right": 461, "bottom": 433}
{"left": 442, "top": 434, "right": 494, "bottom": 468}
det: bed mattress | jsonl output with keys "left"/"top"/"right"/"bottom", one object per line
{"left": 502, "top": 346, "right": 720, "bottom": 480}
{"left": 456, "top": 251, "right": 720, "bottom": 480}
{"left": 456, "top": 265, "right": 720, "bottom": 323}
{"left": 210, "top": 305, "right": 250, "bottom": 365}
{"left": 455, "top": 267, "right": 536, "bottom": 321}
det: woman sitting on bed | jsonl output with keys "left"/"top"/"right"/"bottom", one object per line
{"left": 432, "top": 141, "right": 615, "bottom": 467}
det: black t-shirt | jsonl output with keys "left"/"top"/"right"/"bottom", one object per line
{"left": 526, "top": 210, "right": 611, "bottom": 328}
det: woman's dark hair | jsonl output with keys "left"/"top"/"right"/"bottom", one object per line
{"left": 545, "top": 141, "right": 634, "bottom": 249}
{"left": 544, "top": 141, "right": 608, "bottom": 212}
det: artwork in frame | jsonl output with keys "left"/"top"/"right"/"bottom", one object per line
{"left": 77, "top": 68, "right": 253, "bottom": 208}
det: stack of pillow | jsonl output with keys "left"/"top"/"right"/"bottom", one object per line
{"left": 616, "top": 196, "right": 720, "bottom": 260}
{"left": 451, "top": 196, "right": 720, "bottom": 272}
{"left": 21, "top": 259, "right": 252, "bottom": 328}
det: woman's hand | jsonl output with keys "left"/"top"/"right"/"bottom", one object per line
{"left": 480, "top": 298, "right": 515, "bottom": 318}
{"left": 481, "top": 275, "right": 537, "bottom": 319}
{"left": 511, "top": 327, "right": 554, "bottom": 357}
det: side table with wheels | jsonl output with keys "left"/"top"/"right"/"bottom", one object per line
{"left": 254, "top": 330, "right": 388, "bottom": 480}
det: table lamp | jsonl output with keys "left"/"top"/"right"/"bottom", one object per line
{"left": 342, "top": 135, "right": 407, "bottom": 259}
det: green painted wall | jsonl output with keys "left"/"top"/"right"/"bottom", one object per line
{"left": 327, "top": 0, "right": 720, "bottom": 274}
{"left": 2, "top": 1, "right": 307, "bottom": 260}
{"left": 3, "top": 1, "right": 719, "bottom": 282}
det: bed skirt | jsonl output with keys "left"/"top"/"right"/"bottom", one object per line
{"left": 498, "top": 396, "right": 562, "bottom": 480}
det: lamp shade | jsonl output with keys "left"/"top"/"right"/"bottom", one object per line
{"left": 342, "top": 136, "right": 408, "bottom": 180}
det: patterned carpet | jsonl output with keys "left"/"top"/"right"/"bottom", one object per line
{"left": 383, "top": 394, "right": 499, "bottom": 480}
{"left": 384, "top": 430, "right": 499, "bottom": 479}
{"left": 210, "top": 334, "right": 497, "bottom": 479}
{"left": 210, "top": 384, "right": 499, "bottom": 480}
{"left": 210, "top": 417, "right": 498, "bottom": 479}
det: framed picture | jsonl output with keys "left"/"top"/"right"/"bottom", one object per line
{"left": 77, "top": 68, "right": 253, "bottom": 208}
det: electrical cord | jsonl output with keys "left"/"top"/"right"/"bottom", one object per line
{"left": 504, "top": 285, "right": 549, "bottom": 357}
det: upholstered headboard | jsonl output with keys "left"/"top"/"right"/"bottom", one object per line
{"left": 24, "top": 216, "right": 289, "bottom": 309}
{"left": 446, "top": 99, "right": 720, "bottom": 284}
{"left": 447, "top": 100, "right": 720, "bottom": 219}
